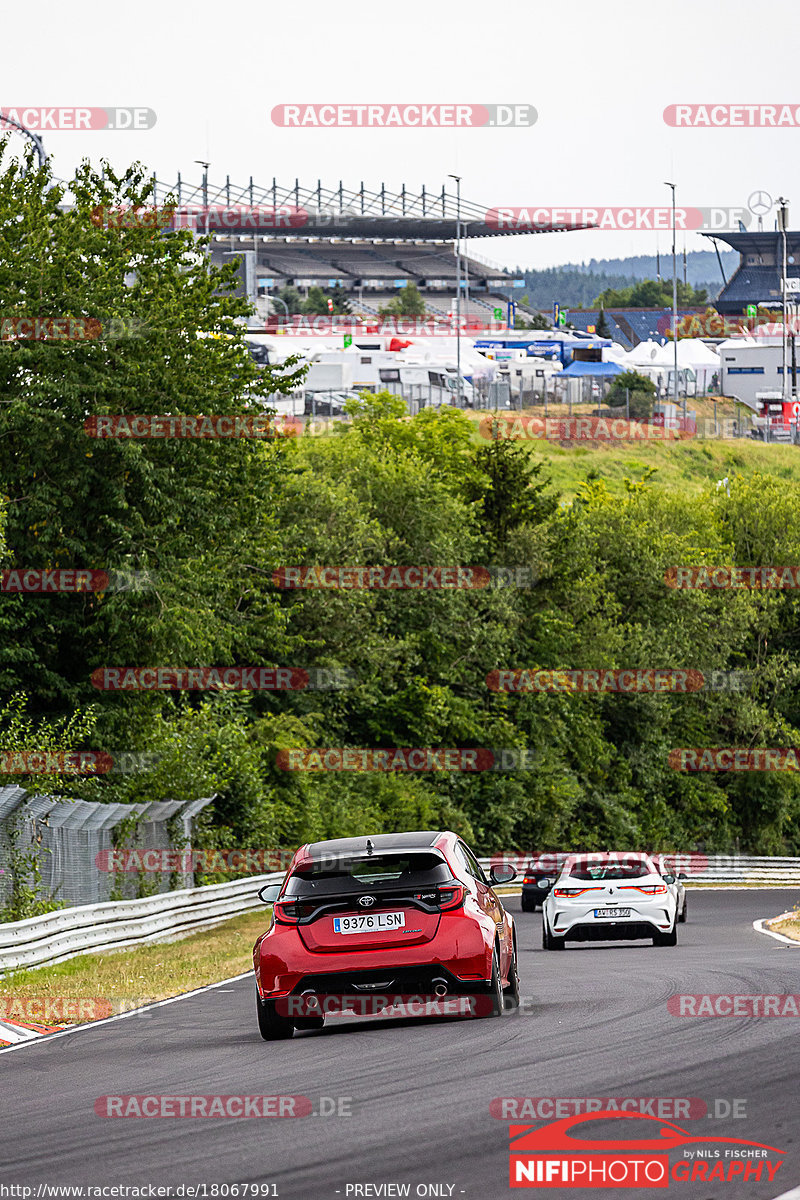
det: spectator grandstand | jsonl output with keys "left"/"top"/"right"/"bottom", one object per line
{"left": 210, "top": 236, "right": 522, "bottom": 316}
{"left": 702, "top": 230, "right": 800, "bottom": 314}
{"left": 188, "top": 175, "right": 588, "bottom": 320}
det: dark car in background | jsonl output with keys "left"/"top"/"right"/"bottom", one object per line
{"left": 520, "top": 864, "right": 557, "bottom": 911}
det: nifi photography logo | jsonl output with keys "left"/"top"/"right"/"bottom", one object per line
{"left": 508, "top": 1111, "right": 783, "bottom": 1188}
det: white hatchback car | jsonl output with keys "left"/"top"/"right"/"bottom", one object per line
{"left": 654, "top": 854, "right": 688, "bottom": 925}
{"left": 542, "top": 852, "right": 679, "bottom": 949}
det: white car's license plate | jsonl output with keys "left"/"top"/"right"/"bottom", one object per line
{"left": 333, "top": 911, "right": 405, "bottom": 934}
{"left": 594, "top": 907, "right": 631, "bottom": 918}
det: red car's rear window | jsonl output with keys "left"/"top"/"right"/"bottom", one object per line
{"left": 284, "top": 852, "right": 453, "bottom": 896}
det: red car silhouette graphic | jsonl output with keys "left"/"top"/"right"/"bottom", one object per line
{"left": 509, "top": 1110, "right": 783, "bottom": 1155}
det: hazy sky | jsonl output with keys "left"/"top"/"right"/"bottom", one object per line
{"left": 3, "top": 0, "right": 798, "bottom": 270}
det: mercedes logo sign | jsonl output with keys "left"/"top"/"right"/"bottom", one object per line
{"left": 748, "top": 190, "right": 773, "bottom": 217}
{"left": 358, "top": 895, "right": 375, "bottom": 907}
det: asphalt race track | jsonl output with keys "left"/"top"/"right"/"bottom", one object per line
{"left": 2, "top": 890, "right": 800, "bottom": 1200}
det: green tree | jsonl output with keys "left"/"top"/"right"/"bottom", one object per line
{"left": 301, "top": 285, "right": 331, "bottom": 315}
{"left": 329, "top": 283, "right": 352, "bottom": 314}
{"left": 595, "top": 307, "right": 611, "bottom": 337}
{"left": 593, "top": 279, "right": 708, "bottom": 309}
{"left": 0, "top": 148, "right": 304, "bottom": 731}
{"left": 276, "top": 285, "right": 302, "bottom": 314}
{"left": 471, "top": 440, "right": 557, "bottom": 544}
{"left": 606, "top": 369, "right": 657, "bottom": 420}
{"left": 378, "top": 282, "right": 426, "bottom": 317}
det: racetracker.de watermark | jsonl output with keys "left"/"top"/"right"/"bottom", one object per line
{"left": 0, "top": 107, "right": 156, "bottom": 130}
{"left": 94, "top": 848, "right": 295, "bottom": 872}
{"left": 90, "top": 667, "right": 354, "bottom": 691}
{"left": 1, "top": 317, "right": 102, "bottom": 341}
{"left": 669, "top": 994, "right": 800, "bottom": 1016}
{"left": 665, "top": 566, "right": 800, "bottom": 589}
{"left": 0, "top": 751, "right": 116, "bottom": 775}
{"left": 94, "top": 1095, "right": 310, "bottom": 1118}
{"left": 272, "top": 566, "right": 536, "bottom": 590}
{"left": 0, "top": 569, "right": 150, "bottom": 593}
{"left": 275, "top": 747, "right": 537, "bottom": 772}
{"left": 0, "top": 316, "right": 147, "bottom": 342}
{"left": 478, "top": 416, "right": 694, "bottom": 442}
{"left": 668, "top": 748, "right": 800, "bottom": 771}
{"left": 266, "top": 316, "right": 507, "bottom": 336}
{"left": 490, "top": 850, "right": 713, "bottom": 877}
{"left": 271, "top": 103, "right": 536, "bottom": 128}
{"left": 0, "top": 997, "right": 114, "bottom": 1022}
{"left": 487, "top": 669, "right": 753, "bottom": 694}
{"left": 83, "top": 415, "right": 290, "bottom": 440}
{"left": 275, "top": 994, "right": 486, "bottom": 1018}
{"left": 490, "top": 1097, "right": 741, "bottom": 1120}
{"left": 91, "top": 205, "right": 309, "bottom": 231}
{"left": 486, "top": 206, "right": 754, "bottom": 232}
{"left": 664, "top": 104, "right": 800, "bottom": 127}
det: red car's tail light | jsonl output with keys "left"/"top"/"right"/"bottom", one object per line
{"left": 272, "top": 900, "right": 318, "bottom": 923}
{"left": 436, "top": 884, "right": 465, "bottom": 910}
{"left": 412, "top": 884, "right": 464, "bottom": 910}
{"left": 552, "top": 886, "right": 601, "bottom": 897}
{"left": 621, "top": 884, "right": 668, "bottom": 895}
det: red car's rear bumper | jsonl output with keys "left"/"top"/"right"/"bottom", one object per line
{"left": 254, "top": 914, "right": 492, "bottom": 998}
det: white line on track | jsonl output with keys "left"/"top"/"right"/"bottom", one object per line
{"left": 0, "top": 971, "right": 252, "bottom": 1056}
{"left": 753, "top": 917, "right": 800, "bottom": 946}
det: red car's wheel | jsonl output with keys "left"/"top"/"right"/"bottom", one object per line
{"left": 504, "top": 938, "right": 520, "bottom": 1010}
{"left": 486, "top": 944, "right": 504, "bottom": 1017}
{"left": 256, "top": 985, "right": 295, "bottom": 1040}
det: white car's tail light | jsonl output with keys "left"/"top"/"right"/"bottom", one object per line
{"left": 621, "top": 884, "right": 668, "bottom": 895}
{"left": 552, "top": 886, "right": 602, "bottom": 897}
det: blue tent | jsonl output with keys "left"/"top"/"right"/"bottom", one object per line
{"left": 560, "top": 361, "right": 625, "bottom": 377}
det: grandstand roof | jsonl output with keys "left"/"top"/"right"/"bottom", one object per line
{"left": 700, "top": 231, "right": 800, "bottom": 312}
{"left": 146, "top": 176, "right": 596, "bottom": 241}
{"left": 701, "top": 230, "right": 800, "bottom": 256}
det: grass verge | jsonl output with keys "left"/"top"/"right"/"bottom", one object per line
{"left": 767, "top": 913, "right": 800, "bottom": 942}
{"left": 463, "top": 407, "right": 800, "bottom": 498}
{"left": 0, "top": 908, "right": 270, "bottom": 1025}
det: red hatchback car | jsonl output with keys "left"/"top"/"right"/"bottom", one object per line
{"left": 253, "top": 830, "right": 518, "bottom": 1039}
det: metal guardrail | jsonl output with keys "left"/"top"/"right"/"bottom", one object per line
{"left": 478, "top": 855, "right": 800, "bottom": 885}
{"left": 0, "top": 872, "right": 282, "bottom": 974}
{"left": 2, "top": 854, "right": 799, "bottom": 975}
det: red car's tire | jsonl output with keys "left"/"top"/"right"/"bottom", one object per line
{"left": 504, "top": 938, "right": 520, "bottom": 1010}
{"left": 256, "top": 985, "right": 295, "bottom": 1040}
{"left": 486, "top": 944, "right": 505, "bottom": 1017}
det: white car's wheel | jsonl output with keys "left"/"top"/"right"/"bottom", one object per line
{"left": 542, "top": 916, "right": 565, "bottom": 951}
{"left": 652, "top": 923, "right": 678, "bottom": 947}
